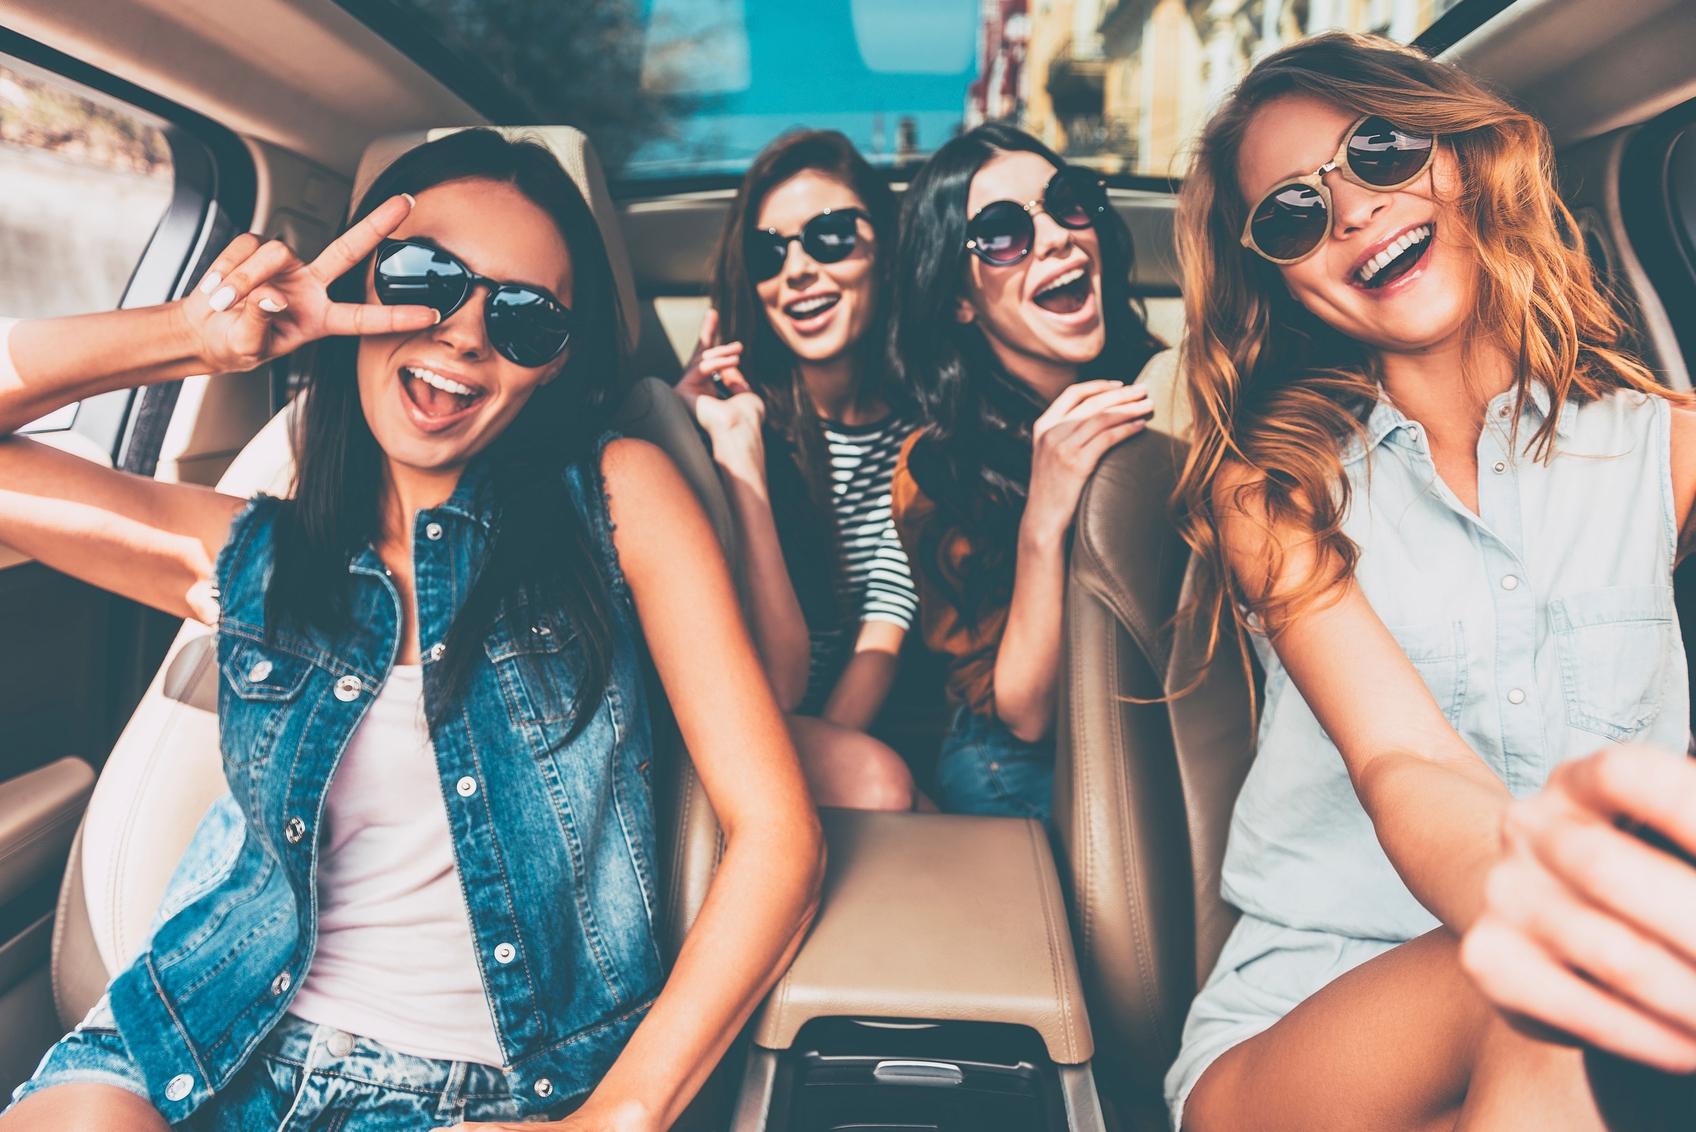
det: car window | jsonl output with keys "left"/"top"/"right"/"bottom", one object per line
{"left": 1, "top": 57, "right": 174, "bottom": 433}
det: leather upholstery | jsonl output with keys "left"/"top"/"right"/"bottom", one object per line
{"left": 1053, "top": 422, "right": 1256, "bottom": 1125}
{"left": 754, "top": 809, "right": 1094, "bottom": 1066}
{"left": 53, "top": 128, "right": 727, "bottom": 1025}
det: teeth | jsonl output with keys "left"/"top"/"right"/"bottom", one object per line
{"left": 1038, "top": 267, "right": 1086, "bottom": 296}
{"left": 1356, "top": 225, "right": 1431, "bottom": 284}
{"left": 788, "top": 295, "right": 836, "bottom": 316}
{"left": 406, "top": 367, "right": 476, "bottom": 397}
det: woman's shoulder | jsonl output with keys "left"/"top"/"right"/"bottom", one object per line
{"left": 890, "top": 426, "right": 935, "bottom": 521}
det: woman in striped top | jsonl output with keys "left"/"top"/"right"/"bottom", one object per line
{"left": 672, "top": 129, "right": 923, "bottom": 811}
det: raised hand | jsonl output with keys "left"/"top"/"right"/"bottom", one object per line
{"left": 180, "top": 194, "right": 440, "bottom": 374}
{"left": 1022, "top": 379, "right": 1154, "bottom": 544}
{"left": 674, "top": 308, "right": 749, "bottom": 407}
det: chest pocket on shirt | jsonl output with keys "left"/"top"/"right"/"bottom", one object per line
{"left": 1550, "top": 584, "right": 1675, "bottom": 742}
{"left": 1388, "top": 620, "right": 1469, "bottom": 726}
{"left": 485, "top": 609, "right": 586, "bottom": 732}
{"left": 219, "top": 636, "right": 318, "bottom": 767}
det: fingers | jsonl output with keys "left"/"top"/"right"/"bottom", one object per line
{"left": 321, "top": 300, "right": 440, "bottom": 338}
{"left": 206, "top": 239, "right": 302, "bottom": 312}
{"left": 1461, "top": 919, "right": 1696, "bottom": 1073}
{"left": 309, "top": 193, "right": 415, "bottom": 283}
{"left": 195, "top": 233, "right": 262, "bottom": 299}
{"left": 698, "top": 342, "right": 743, "bottom": 372}
{"left": 715, "top": 366, "right": 751, "bottom": 395}
{"left": 1038, "top": 378, "right": 1127, "bottom": 422}
{"left": 1560, "top": 745, "right": 1696, "bottom": 860}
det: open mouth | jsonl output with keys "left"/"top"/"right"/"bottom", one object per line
{"left": 1355, "top": 224, "right": 1434, "bottom": 290}
{"left": 401, "top": 365, "right": 486, "bottom": 421}
{"left": 783, "top": 293, "right": 840, "bottom": 322}
{"left": 1032, "top": 267, "right": 1092, "bottom": 315}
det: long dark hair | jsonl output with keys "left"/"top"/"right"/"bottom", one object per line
{"left": 709, "top": 129, "right": 903, "bottom": 628}
{"left": 269, "top": 129, "right": 628, "bottom": 734}
{"left": 890, "top": 122, "right": 1161, "bottom": 629}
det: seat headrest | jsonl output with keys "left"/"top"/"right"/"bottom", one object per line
{"left": 350, "top": 127, "right": 640, "bottom": 349}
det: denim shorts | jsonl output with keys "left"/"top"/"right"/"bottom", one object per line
{"left": 8, "top": 1001, "right": 582, "bottom": 1129}
{"left": 934, "top": 705, "right": 1054, "bottom": 821}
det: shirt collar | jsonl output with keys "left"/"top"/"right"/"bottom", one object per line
{"left": 1341, "top": 381, "right": 1575, "bottom": 465}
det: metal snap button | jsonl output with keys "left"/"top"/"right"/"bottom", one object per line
{"left": 428, "top": 642, "right": 446, "bottom": 662}
{"left": 165, "top": 1073, "right": 194, "bottom": 1101}
{"left": 531, "top": 624, "right": 551, "bottom": 637}
{"left": 1493, "top": 460, "right": 1507, "bottom": 474}
{"left": 425, "top": 521, "right": 444, "bottom": 541}
{"left": 247, "top": 660, "right": 273, "bottom": 683}
{"left": 327, "top": 1030, "right": 355, "bottom": 1057}
{"left": 270, "top": 971, "right": 291, "bottom": 996}
{"left": 534, "top": 1077, "right": 553, "bottom": 1098}
{"left": 334, "top": 675, "right": 362, "bottom": 702}
{"left": 284, "top": 816, "right": 306, "bottom": 844}
{"left": 494, "top": 941, "right": 516, "bottom": 964}
{"left": 1507, "top": 688, "right": 1526, "bottom": 705}
{"left": 1501, "top": 575, "right": 1520, "bottom": 591}
{"left": 456, "top": 776, "right": 477, "bottom": 798}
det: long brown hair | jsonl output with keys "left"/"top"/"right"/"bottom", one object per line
{"left": 1175, "top": 31, "right": 1671, "bottom": 684}
{"left": 709, "top": 129, "right": 904, "bottom": 628}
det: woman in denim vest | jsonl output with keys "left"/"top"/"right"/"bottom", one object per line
{"left": 1167, "top": 33, "right": 1692, "bottom": 1131}
{"left": 0, "top": 130, "right": 823, "bottom": 1131}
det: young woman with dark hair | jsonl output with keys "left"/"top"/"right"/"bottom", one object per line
{"left": 1168, "top": 32, "right": 1693, "bottom": 1130}
{"left": 888, "top": 122, "right": 1162, "bottom": 821}
{"left": 672, "top": 129, "right": 924, "bottom": 811}
{"left": 0, "top": 129, "right": 822, "bottom": 1132}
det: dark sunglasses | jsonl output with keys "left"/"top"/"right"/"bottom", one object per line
{"left": 372, "top": 238, "right": 574, "bottom": 367}
{"left": 746, "top": 208, "right": 868, "bottom": 283}
{"left": 1241, "top": 115, "right": 1438, "bottom": 265}
{"left": 964, "top": 167, "right": 1110, "bottom": 266}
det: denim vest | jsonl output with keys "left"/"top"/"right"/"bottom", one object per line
{"left": 103, "top": 435, "right": 664, "bottom": 1121}
{"left": 1223, "top": 386, "right": 1689, "bottom": 942}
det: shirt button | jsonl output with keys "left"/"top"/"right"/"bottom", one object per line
{"left": 165, "top": 1073, "right": 194, "bottom": 1102}
{"left": 1507, "top": 688, "right": 1526, "bottom": 705}
{"left": 428, "top": 642, "right": 446, "bottom": 662}
{"left": 1492, "top": 460, "right": 1507, "bottom": 474}
{"left": 1501, "top": 575, "right": 1520, "bottom": 591}
{"left": 334, "top": 674, "right": 363, "bottom": 702}
{"left": 270, "top": 971, "right": 291, "bottom": 995}
{"left": 534, "top": 1078, "right": 554, "bottom": 1098}
{"left": 456, "top": 776, "right": 477, "bottom": 798}
{"left": 425, "top": 521, "right": 444, "bottom": 541}
{"left": 247, "top": 659, "right": 274, "bottom": 683}
{"left": 1497, "top": 403, "right": 1512, "bottom": 419}
{"left": 494, "top": 942, "right": 516, "bottom": 964}
{"left": 284, "top": 816, "right": 306, "bottom": 844}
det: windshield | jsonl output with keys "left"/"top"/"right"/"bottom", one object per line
{"left": 350, "top": 0, "right": 1474, "bottom": 186}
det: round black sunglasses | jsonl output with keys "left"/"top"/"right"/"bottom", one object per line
{"left": 745, "top": 208, "right": 868, "bottom": 283}
{"left": 964, "top": 167, "right": 1110, "bottom": 266}
{"left": 372, "top": 238, "right": 574, "bottom": 368}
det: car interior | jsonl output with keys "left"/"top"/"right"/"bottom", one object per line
{"left": 0, "top": 0, "right": 1693, "bottom": 1128}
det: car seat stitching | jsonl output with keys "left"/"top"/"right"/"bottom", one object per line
{"left": 1026, "top": 817, "right": 1076, "bottom": 1062}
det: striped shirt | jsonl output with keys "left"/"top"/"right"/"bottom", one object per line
{"left": 800, "top": 412, "right": 920, "bottom": 712}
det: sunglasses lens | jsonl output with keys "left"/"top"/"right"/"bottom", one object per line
{"left": 1046, "top": 169, "right": 1105, "bottom": 229}
{"left": 487, "top": 288, "right": 572, "bottom": 368}
{"left": 968, "top": 202, "right": 1034, "bottom": 264}
{"left": 1347, "top": 117, "right": 1435, "bottom": 188}
{"left": 801, "top": 211, "right": 860, "bottom": 264}
{"left": 1250, "top": 183, "right": 1329, "bottom": 262}
{"left": 374, "top": 241, "right": 468, "bottom": 317}
{"left": 745, "top": 232, "right": 790, "bottom": 283}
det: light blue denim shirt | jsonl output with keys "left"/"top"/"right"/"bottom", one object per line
{"left": 1222, "top": 384, "right": 1689, "bottom": 942}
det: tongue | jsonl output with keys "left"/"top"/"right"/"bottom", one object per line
{"left": 1035, "top": 282, "right": 1088, "bottom": 315}
{"left": 410, "top": 375, "right": 465, "bottom": 418}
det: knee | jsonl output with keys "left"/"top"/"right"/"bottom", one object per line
{"left": 850, "top": 747, "right": 916, "bottom": 811}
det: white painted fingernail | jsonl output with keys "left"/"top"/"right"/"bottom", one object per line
{"left": 431, "top": 308, "right": 443, "bottom": 325}
{"left": 401, "top": 193, "right": 417, "bottom": 208}
{"left": 198, "top": 271, "right": 222, "bottom": 296}
{"left": 209, "top": 285, "right": 236, "bottom": 312}
{"left": 257, "top": 297, "right": 286, "bottom": 313}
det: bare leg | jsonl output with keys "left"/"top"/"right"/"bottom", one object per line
{"left": 1184, "top": 929, "right": 1601, "bottom": 1132}
{"left": 0, "top": 1084, "right": 169, "bottom": 1132}
{"left": 1455, "top": 1017, "right": 1606, "bottom": 1131}
{"left": 787, "top": 715, "right": 917, "bottom": 811}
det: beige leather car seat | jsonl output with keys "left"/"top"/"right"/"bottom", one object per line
{"left": 53, "top": 127, "right": 729, "bottom": 1027}
{"left": 1053, "top": 413, "right": 1258, "bottom": 1129}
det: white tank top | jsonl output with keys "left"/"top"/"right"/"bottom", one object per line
{"left": 287, "top": 664, "right": 504, "bottom": 1065}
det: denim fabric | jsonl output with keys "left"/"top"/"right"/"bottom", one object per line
{"left": 12, "top": 1010, "right": 582, "bottom": 1129}
{"left": 1168, "top": 387, "right": 1691, "bottom": 1124}
{"left": 935, "top": 705, "right": 1053, "bottom": 821}
{"left": 64, "top": 435, "right": 660, "bottom": 1124}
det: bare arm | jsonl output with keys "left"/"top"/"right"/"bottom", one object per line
{"left": 992, "top": 381, "right": 1153, "bottom": 741}
{"left": 1217, "top": 464, "right": 1510, "bottom": 931}
{"left": 1668, "top": 403, "right": 1696, "bottom": 566}
{"left": 560, "top": 438, "right": 823, "bottom": 1131}
{"left": 0, "top": 198, "right": 436, "bottom": 622}
{"left": 821, "top": 620, "right": 905, "bottom": 731}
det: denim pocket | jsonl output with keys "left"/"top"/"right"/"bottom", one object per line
{"left": 484, "top": 605, "right": 584, "bottom": 731}
{"left": 1386, "top": 620, "right": 1468, "bottom": 726}
{"left": 1550, "top": 584, "right": 1675, "bottom": 742}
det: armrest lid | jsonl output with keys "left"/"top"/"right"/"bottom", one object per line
{"left": 755, "top": 810, "right": 1093, "bottom": 1065}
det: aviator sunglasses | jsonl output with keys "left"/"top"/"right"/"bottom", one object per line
{"left": 746, "top": 207, "right": 868, "bottom": 282}
{"left": 372, "top": 238, "right": 574, "bottom": 367}
{"left": 1241, "top": 115, "right": 1438, "bottom": 265}
{"left": 964, "top": 167, "right": 1110, "bottom": 266}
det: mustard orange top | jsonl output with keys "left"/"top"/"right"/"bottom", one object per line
{"left": 889, "top": 430, "right": 1007, "bottom": 715}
